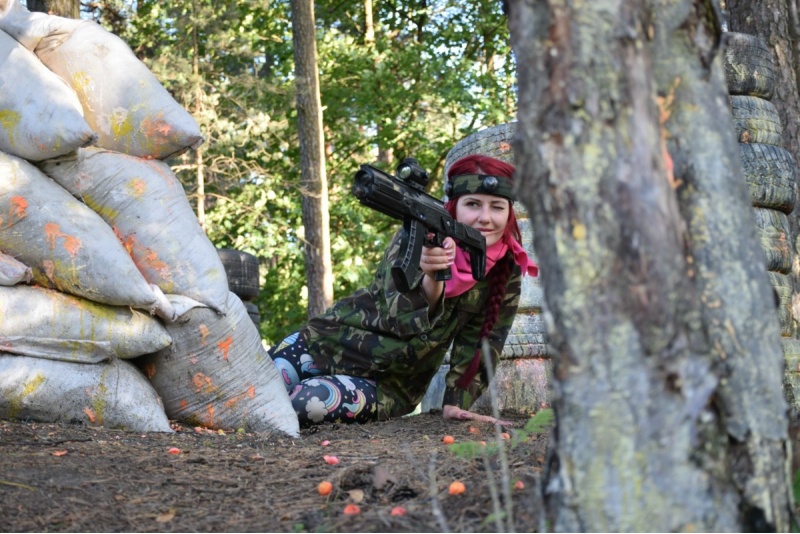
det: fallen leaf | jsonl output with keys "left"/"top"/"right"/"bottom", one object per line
{"left": 348, "top": 489, "right": 365, "bottom": 503}
{"left": 51, "top": 450, "right": 68, "bottom": 457}
{"left": 249, "top": 454, "right": 265, "bottom": 462}
{"left": 373, "top": 465, "right": 397, "bottom": 490}
{"left": 155, "top": 509, "right": 176, "bottom": 523}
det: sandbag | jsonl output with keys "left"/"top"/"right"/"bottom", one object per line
{"left": 138, "top": 292, "right": 299, "bottom": 437}
{"left": 0, "top": 355, "right": 172, "bottom": 432}
{"left": 0, "top": 150, "right": 159, "bottom": 310}
{"left": 0, "top": 285, "right": 172, "bottom": 363}
{"left": 0, "top": 2, "right": 203, "bottom": 159}
{"left": 0, "top": 250, "right": 30, "bottom": 285}
{"left": 40, "top": 148, "right": 230, "bottom": 314}
{"left": 0, "top": 29, "right": 95, "bottom": 161}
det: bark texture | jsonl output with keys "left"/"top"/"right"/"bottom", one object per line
{"left": 290, "top": 0, "right": 334, "bottom": 317}
{"left": 507, "top": 0, "right": 791, "bottom": 530}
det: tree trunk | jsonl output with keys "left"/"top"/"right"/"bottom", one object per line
{"left": 26, "top": 0, "right": 78, "bottom": 17}
{"left": 290, "top": 0, "right": 334, "bottom": 317}
{"left": 507, "top": 0, "right": 792, "bottom": 530}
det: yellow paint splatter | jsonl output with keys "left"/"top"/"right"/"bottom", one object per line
{"left": 0, "top": 109, "right": 20, "bottom": 146}
{"left": 126, "top": 178, "right": 147, "bottom": 197}
{"left": 572, "top": 222, "right": 587, "bottom": 241}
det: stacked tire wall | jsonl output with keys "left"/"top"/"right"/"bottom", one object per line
{"left": 420, "top": 122, "right": 552, "bottom": 415}
{"left": 724, "top": 32, "right": 800, "bottom": 407}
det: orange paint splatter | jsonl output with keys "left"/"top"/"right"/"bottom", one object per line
{"left": 223, "top": 385, "right": 257, "bottom": 409}
{"left": 44, "top": 223, "right": 60, "bottom": 250}
{"left": 127, "top": 178, "right": 147, "bottom": 197}
{"left": 143, "top": 362, "right": 156, "bottom": 379}
{"left": 192, "top": 372, "right": 215, "bottom": 393}
{"left": 198, "top": 325, "right": 209, "bottom": 346}
{"left": 205, "top": 404, "right": 215, "bottom": 427}
{"left": 218, "top": 336, "right": 233, "bottom": 361}
{"left": 44, "top": 222, "right": 82, "bottom": 257}
{"left": 83, "top": 407, "right": 97, "bottom": 423}
{"left": 141, "top": 113, "right": 173, "bottom": 138}
{"left": 9, "top": 196, "right": 27, "bottom": 219}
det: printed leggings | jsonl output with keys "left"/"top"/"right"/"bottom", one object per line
{"left": 267, "top": 332, "right": 378, "bottom": 426}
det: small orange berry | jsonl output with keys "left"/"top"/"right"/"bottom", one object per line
{"left": 167, "top": 447, "right": 181, "bottom": 455}
{"left": 318, "top": 480, "right": 333, "bottom": 496}
{"left": 442, "top": 435, "right": 455, "bottom": 444}
{"left": 390, "top": 506, "right": 407, "bottom": 516}
{"left": 515, "top": 480, "right": 525, "bottom": 490}
{"left": 500, "top": 432, "right": 511, "bottom": 440}
{"left": 323, "top": 455, "right": 340, "bottom": 465}
{"left": 343, "top": 504, "right": 361, "bottom": 515}
{"left": 448, "top": 481, "right": 466, "bottom": 495}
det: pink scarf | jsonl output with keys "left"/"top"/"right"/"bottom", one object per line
{"left": 445, "top": 234, "right": 538, "bottom": 298}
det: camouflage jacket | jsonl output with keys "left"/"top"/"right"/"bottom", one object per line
{"left": 301, "top": 231, "right": 522, "bottom": 420}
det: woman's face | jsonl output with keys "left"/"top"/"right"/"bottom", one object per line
{"left": 455, "top": 194, "right": 510, "bottom": 247}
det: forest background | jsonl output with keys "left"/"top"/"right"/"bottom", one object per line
{"left": 38, "top": 0, "right": 517, "bottom": 344}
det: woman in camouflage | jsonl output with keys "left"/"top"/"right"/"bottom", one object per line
{"left": 268, "top": 154, "right": 538, "bottom": 427}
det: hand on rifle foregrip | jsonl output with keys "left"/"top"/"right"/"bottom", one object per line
{"left": 420, "top": 236, "right": 456, "bottom": 282}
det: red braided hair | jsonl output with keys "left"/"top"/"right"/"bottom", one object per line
{"left": 444, "top": 155, "right": 520, "bottom": 389}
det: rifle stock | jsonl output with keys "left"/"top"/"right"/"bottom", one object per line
{"left": 352, "top": 162, "right": 486, "bottom": 293}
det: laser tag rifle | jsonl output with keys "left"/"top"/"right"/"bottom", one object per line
{"left": 351, "top": 157, "right": 486, "bottom": 293}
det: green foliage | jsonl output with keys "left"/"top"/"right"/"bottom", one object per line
{"left": 448, "top": 409, "right": 554, "bottom": 460}
{"left": 92, "top": 0, "right": 515, "bottom": 344}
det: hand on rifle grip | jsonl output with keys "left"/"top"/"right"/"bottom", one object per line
{"left": 435, "top": 266, "right": 452, "bottom": 282}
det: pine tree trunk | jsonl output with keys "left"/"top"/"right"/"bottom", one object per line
{"left": 290, "top": 0, "right": 334, "bottom": 317}
{"left": 26, "top": 0, "right": 78, "bottom": 18}
{"left": 507, "top": 0, "right": 792, "bottom": 530}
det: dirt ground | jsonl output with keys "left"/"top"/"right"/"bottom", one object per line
{"left": 0, "top": 410, "right": 550, "bottom": 533}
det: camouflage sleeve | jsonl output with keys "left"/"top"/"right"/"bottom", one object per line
{"left": 442, "top": 266, "right": 522, "bottom": 410}
{"left": 374, "top": 229, "right": 446, "bottom": 334}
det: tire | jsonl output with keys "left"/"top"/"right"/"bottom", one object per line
{"left": 729, "top": 95, "right": 783, "bottom": 146}
{"left": 216, "top": 248, "right": 260, "bottom": 301}
{"left": 768, "top": 271, "right": 793, "bottom": 337}
{"left": 443, "top": 122, "right": 525, "bottom": 216}
{"left": 783, "top": 338, "right": 800, "bottom": 407}
{"left": 738, "top": 143, "right": 797, "bottom": 214}
{"left": 244, "top": 300, "right": 260, "bottom": 328}
{"left": 724, "top": 32, "right": 776, "bottom": 100}
{"left": 752, "top": 207, "right": 792, "bottom": 274}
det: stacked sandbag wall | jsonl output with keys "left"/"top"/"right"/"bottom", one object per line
{"left": 420, "top": 122, "right": 552, "bottom": 415}
{"left": 0, "top": 0, "right": 297, "bottom": 436}
{"left": 724, "top": 32, "right": 800, "bottom": 409}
